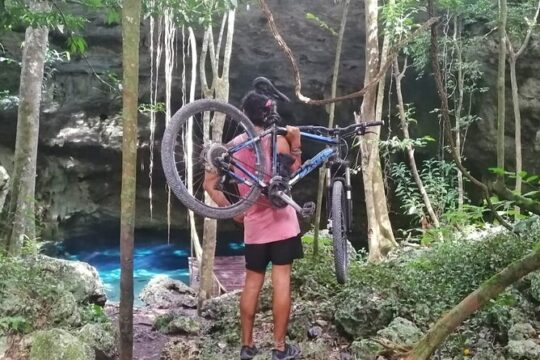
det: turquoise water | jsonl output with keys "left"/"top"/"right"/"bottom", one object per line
{"left": 63, "top": 229, "right": 244, "bottom": 304}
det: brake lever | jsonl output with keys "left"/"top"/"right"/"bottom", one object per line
{"left": 361, "top": 130, "right": 378, "bottom": 136}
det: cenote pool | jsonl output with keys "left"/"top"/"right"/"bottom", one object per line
{"left": 62, "top": 229, "right": 245, "bottom": 305}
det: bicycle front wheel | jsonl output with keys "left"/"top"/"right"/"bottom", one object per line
{"left": 161, "top": 99, "right": 265, "bottom": 219}
{"left": 332, "top": 180, "right": 348, "bottom": 284}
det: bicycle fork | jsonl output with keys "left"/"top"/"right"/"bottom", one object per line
{"left": 326, "top": 164, "right": 353, "bottom": 234}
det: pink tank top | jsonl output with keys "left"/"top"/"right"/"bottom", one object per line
{"left": 230, "top": 134, "right": 300, "bottom": 245}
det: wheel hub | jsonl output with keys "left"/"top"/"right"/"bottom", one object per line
{"left": 202, "top": 143, "right": 228, "bottom": 172}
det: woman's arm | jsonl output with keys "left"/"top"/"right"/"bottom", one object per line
{"left": 204, "top": 171, "right": 245, "bottom": 223}
{"left": 277, "top": 125, "right": 302, "bottom": 172}
{"left": 203, "top": 171, "right": 231, "bottom": 207}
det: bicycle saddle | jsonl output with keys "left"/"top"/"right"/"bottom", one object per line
{"left": 252, "top": 77, "right": 291, "bottom": 102}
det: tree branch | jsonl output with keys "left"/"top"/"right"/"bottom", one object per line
{"left": 258, "top": 0, "right": 438, "bottom": 106}
{"left": 491, "top": 181, "right": 540, "bottom": 215}
{"left": 516, "top": 0, "right": 540, "bottom": 58}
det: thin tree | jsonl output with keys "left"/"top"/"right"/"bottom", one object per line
{"left": 0, "top": 0, "right": 49, "bottom": 255}
{"left": 393, "top": 58, "right": 440, "bottom": 227}
{"left": 506, "top": 0, "right": 540, "bottom": 216}
{"left": 496, "top": 0, "right": 507, "bottom": 186}
{"left": 358, "top": 0, "right": 397, "bottom": 262}
{"left": 198, "top": 8, "right": 236, "bottom": 308}
{"left": 313, "top": 0, "right": 350, "bottom": 255}
{"left": 119, "top": 0, "right": 141, "bottom": 357}
{"left": 452, "top": 15, "right": 465, "bottom": 208}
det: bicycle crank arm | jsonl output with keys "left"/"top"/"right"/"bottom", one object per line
{"left": 275, "top": 191, "right": 315, "bottom": 218}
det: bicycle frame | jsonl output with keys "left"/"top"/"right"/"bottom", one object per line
{"left": 225, "top": 122, "right": 353, "bottom": 229}
{"left": 227, "top": 123, "right": 340, "bottom": 190}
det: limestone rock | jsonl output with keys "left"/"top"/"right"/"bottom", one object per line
{"left": 506, "top": 339, "right": 540, "bottom": 359}
{"left": 161, "top": 339, "right": 200, "bottom": 360}
{"left": 200, "top": 290, "right": 240, "bottom": 321}
{"left": 287, "top": 301, "right": 316, "bottom": 341}
{"left": 376, "top": 317, "right": 423, "bottom": 347}
{"left": 50, "top": 292, "right": 81, "bottom": 327}
{"left": 296, "top": 340, "right": 331, "bottom": 360}
{"left": 161, "top": 315, "right": 201, "bottom": 335}
{"left": 34, "top": 255, "right": 106, "bottom": 305}
{"left": 139, "top": 275, "right": 196, "bottom": 309}
{"left": 349, "top": 339, "right": 383, "bottom": 360}
{"left": 334, "top": 288, "right": 394, "bottom": 338}
{"left": 200, "top": 290, "right": 241, "bottom": 337}
{"left": 508, "top": 323, "right": 536, "bottom": 341}
{"left": 29, "top": 328, "right": 95, "bottom": 360}
{"left": 78, "top": 323, "right": 117, "bottom": 360}
{"left": 0, "top": 336, "right": 7, "bottom": 359}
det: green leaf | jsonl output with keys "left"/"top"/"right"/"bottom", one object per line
{"left": 67, "top": 35, "right": 88, "bottom": 55}
{"left": 488, "top": 167, "right": 505, "bottom": 175}
{"left": 106, "top": 10, "right": 121, "bottom": 25}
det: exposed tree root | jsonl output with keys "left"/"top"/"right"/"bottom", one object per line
{"left": 258, "top": 0, "right": 438, "bottom": 106}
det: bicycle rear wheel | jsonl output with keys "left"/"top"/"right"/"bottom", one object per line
{"left": 332, "top": 180, "right": 348, "bottom": 284}
{"left": 161, "top": 99, "right": 265, "bottom": 219}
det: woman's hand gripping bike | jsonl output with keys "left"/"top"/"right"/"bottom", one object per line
{"left": 161, "top": 77, "right": 382, "bottom": 284}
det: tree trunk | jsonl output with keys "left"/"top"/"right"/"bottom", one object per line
{"left": 1, "top": 0, "right": 49, "bottom": 255}
{"left": 496, "top": 0, "right": 507, "bottom": 185}
{"left": 506, "top": 0, "right": 540, "bottom": 217}
{"left": 407, "top": 247, "right": 540, "bottom": 359}
{"left": 394, "top": 59, "right": 440, "bottom": 228}
{"left": 313, "top": 0, "right": 350, "bottom": 255}
{"left": 509, "top": 57, "right": 521, "bottom": 216}
{"left": 199, "top": 9, "right": 236, "bottom": 309}
{"left": 186, "top": 26, "right": 203, "bottom": 260}
{"left": 453, "top": 17, "right": 465, "bottom": 209}
{"left": 360, "top": 0, "right": 396, "bottom": 263}
{"left": 0, "top": 166, "right": 8, "bottom": 215}
{"left": 119, "top": 0, "right": 141, "bottom": 358}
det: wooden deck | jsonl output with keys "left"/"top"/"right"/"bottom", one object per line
{"left": 189, "top": 256, "right": 246, "bottom": 294}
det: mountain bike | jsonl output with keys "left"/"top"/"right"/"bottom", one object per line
{"left": 161, "top": 77, "right": 382, "bottom": 284}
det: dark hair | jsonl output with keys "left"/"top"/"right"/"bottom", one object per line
{"left": 241, "top": 91, "right": 274, "bottom": 127}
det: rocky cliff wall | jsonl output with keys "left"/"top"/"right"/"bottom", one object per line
{"left": 0, "top": 1, "right": 367, "bottom": 239}
{"left": 0, "top": 1, "right": 539, "bottom": 240}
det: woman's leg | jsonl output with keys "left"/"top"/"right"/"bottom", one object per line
{"left": 270, "top": 263, "right": 292, "bottom": 351}
{"left": 240, "top": 269, "right": 265, "bottom": 346}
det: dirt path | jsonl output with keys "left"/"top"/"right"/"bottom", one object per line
{"left": 106, "top": 304, "right": 174, "bottom": 360}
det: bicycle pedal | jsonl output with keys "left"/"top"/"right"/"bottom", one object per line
{"left": 300, "top": 201, "right": 316, "bottom": 218}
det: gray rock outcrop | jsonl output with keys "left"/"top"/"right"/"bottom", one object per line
{"left": 139, "top": 275, "right": 197, "bottom": 309}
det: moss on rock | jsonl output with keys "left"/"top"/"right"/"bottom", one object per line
{"left": 78, "top": 323, "right": 117, "bottom": 359}
{"left": 29, "top": 328, "right": 94, "bottom": 360}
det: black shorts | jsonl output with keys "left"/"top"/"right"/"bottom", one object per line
{"left": 244, "top": 235, "right": 304, "bottom": 272}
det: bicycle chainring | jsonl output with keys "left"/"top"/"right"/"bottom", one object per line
{"left": 268, "top": 176, "right": 290, "bottom": 208}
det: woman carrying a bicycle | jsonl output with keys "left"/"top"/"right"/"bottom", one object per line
{"left": 204, "top": 90, "right": 302, "bottom": 360}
